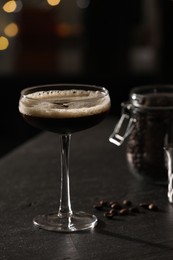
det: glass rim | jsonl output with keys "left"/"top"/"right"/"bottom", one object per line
{"left": 130, "top": 84, "right": 173, "bottom": 96}
{"left": 20, "top": 83, "right": 109, "bottom": 101}
{"left": 129, "top": 84, "right": 173, "bottom": 110}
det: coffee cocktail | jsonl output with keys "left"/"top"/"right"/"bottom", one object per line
{"left": 19, "top": 88, "right": 111, "bottom": 134}
{"left": 18, "top": 83, "right": 111, "bottom": 232}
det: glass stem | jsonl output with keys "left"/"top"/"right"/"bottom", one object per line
{"left": 58, "top": 134, "right": 73, "bottom": 216}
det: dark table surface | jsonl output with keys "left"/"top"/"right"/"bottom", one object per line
{"left": 0, "top": 115, "right": 173, "bottom": 260}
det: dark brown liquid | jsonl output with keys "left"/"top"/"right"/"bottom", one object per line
{"left": 21, "top": 109, "right": 110, "bottom": 134}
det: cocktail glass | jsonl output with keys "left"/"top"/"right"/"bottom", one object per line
{"left": 19, "top": 83, "right": 111, "bottom": 232}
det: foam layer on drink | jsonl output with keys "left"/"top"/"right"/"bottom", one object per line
{"left": 19, "top": 89, "right": 111, "bottom": 118}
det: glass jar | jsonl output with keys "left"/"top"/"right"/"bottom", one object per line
{"left": 109, "top": 85, "right": 173, "bottom": 185}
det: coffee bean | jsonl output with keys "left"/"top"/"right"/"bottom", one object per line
{"left": 99, "top": 199, "right": 108, "bottom": 207}
{"left": 104, "top": 211, "right": 114, "bottom": 219}
{"left": 109, "top": 208, "right": 117, "bottom": 216}
{"left": 148, "top": 203, "right": 158, "bottom": 211}
{"left": 122, "top": 199, "right": 132, "bottom": 207}
{"left": 139, "top": 202, "right": 159, "bottom": 211}
{"left": 110, "top": 201, "right": 122, "bottom": 210}
{"left": 119, "top": 208, "right": 129, "bottom": 216}
{"left": 93, "top": 199, "right": 109, "bottom": 210}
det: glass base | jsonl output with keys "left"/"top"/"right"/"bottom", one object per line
{"left": 33, "top": 211, "right": 98, "bottom": 232}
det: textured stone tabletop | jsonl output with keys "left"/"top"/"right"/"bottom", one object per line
{"left": 0, "top": 116, "right": 172, "bottom": 260}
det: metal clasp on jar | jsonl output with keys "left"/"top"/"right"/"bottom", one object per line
{"left": 109, "top": 101, "right": 136, "bottom": 146}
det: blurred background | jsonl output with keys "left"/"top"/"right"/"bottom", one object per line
{"left": 0, "top": 0, "right": 173, "bottom": 157}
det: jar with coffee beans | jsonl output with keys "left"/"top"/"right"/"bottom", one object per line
{"left": 109, "top": 85, "right": 173, "bottom": 184}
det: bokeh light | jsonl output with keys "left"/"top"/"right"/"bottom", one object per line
{"left": 4, "top": 23, "right": 19, "bottom": 37}
{"left": 3, "top": 1, "right": 17, "bottom": 13}
{"left": 0, "top": 36, "right": 9, "bottom": 50}
{"left": 47, "top": 0, "right": 61, "bottom": 7}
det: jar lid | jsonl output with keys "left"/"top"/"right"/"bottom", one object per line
{"left": 130, "top": 85, "right": 173, "bottom": 110}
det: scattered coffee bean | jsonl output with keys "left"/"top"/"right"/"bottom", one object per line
{"left": 122, "top": 199, "right": 132, "bottom": 207}
{"left": 104, "top": 211, "right": 114, "bottom": 219}
{"left": 139, "top": 202, "right": 159, "bottom": 211}
{"left": 110, "top": 201, "right": 122, "bottom": 210}
{"left": 93, "top": 199, "right": 108, "bottom": 210}
{"left": 119, "top": 208, "right": 129, "bottom": 216}
{"left": 99, "top": 199, "right": 108, "bottom": 207}
{"left": 109, "top": 208, "right": 117, "bottom": 215}
{"left": 93, "top": 199, "right": 160, "bottom": 220}
{"left": 148, "top": 203, "right": 159, "bottom": 211}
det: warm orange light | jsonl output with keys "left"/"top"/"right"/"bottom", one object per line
{"left": 47, "top": 0, "right": 61, "bottom": 6}
{"left": 3, "top": 0, "right": 17, "bottom": 13}
{"left": 0, "top": 36, "right": 9, "bottom": 50}
{"left": 4, "top": 23, "right": 19, "bottom": 37}
{"left": 56, "top": 23, "right": 82, "bottom": 37}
